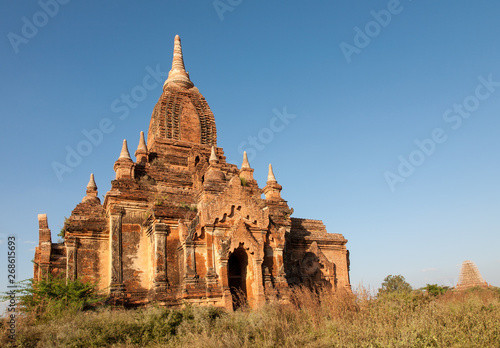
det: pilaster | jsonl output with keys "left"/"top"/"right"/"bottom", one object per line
{"left": 253, "top": 258, "right": 266, "bottom": 307}
{"left": 109, "top": 211, "right": 125, "bottom": 295}
{"left": 205, "top": 227, "right": 217, "bottom": 281}
{"left": 219, "top": 258, "right": 232, "bottom": 310}
{"left": 66, "top": 237, "right": 77, "bottom": 281}
{"left": 183, "top": 241, "right": 198, "bottom": 285}
{"left": 153, "top": 222, "right": 169, "bottom": 293}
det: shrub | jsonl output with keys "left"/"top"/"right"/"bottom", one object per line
{"left": 17, "top": 276, "right": 103, "bottom": 321}
{"left": 2, "top": 285, "right": 500, "bottom": 347}
{"left": 424, "top": 283, "right": 450, "bottom": 296}
{"left": 378, "top": 274, "right": 413, "bottom": 295}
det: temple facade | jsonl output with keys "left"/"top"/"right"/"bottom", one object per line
{"left": 34, "top": 35, "right": 350, "bottom": 309}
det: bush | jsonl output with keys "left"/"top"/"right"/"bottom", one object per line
{"left": 378, "top": 274, "right": 413, "bottom": 295}
{"left": 16, "top": 276, "right": 103, "bottom": 321}
{"left": 424, "top": 283, "right": 450, "bottom": 296}
{"left": 2, "top": 285, "right": 500, "bottom": 347}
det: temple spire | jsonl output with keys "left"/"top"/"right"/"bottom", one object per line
{"left": 209, "top": 146, "right": 218, "bottom": 164}
{"left": 267, "top": 164, "right": 277, "bottom": 183}
{"left": 114, "top": 139, "right": 134, "bottom": 179}
{"left": 135, "top": 131, "right": 148, "bottom": 163}
{"left": 137, "top": 131, "right": 147, "bottom": 152}
{"left": 164, "top": 35, "right": 194, "bottom": 89}
{"left": 239, "top": 151, "right": 254, "bottom": 184}
{"left": 204, "top": 146, "right": 225, "bottom": 186}
{"left": 118, "top": 139, "right": 132, "bottom": 161}
{"left": 263, "top": 164, "right": 282, "bottom": 201}
{"left": 87, "top": 173, "right": 97, "bottom": 190}
{"left": 83, "top": 173, "right": 100, "bottom": 203}
{"left": 241, "top": 151, "right": 251, "bottom": 169}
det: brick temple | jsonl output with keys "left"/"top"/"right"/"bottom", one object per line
{"left": 456, "top": 260, "right": 488, "bottom": 290}
{"left": 34, "top": 35, "right": 351, "bottom": 309}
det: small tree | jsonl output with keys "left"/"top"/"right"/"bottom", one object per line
{"left": 378, "top": 274, "right": 412, "bottom": 295}
{"left": 15, "top": 276, "right": 103, "bottom": 321}
{"left": 424, "top": 284, "right": 450, "bottom": 296}
{"left": 57, "top": 216, "right": 69, "bottom": 240}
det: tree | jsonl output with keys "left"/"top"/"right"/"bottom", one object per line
{"left": 12, "top": 276, "right": 103, "bottom": 320}
{"left": 378, "top": 274, "right": 412, "bottom": 295}
{"left": 424, "top": 284, "right": 450, "bottom": 296}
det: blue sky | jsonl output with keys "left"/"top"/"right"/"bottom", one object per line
{"left": 1, "top": 1, "right": 500, "bottom": 298}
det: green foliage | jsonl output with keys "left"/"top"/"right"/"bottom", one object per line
{"left": 3, "top": 287, "right": 500, "bottom": 347}
{"left": 16, "top": 276, "right": 103, "bottom": 321}
{"left": 57, "top": 217, "right": 69, "bottom": 239}
{"left": 2, "top": 305, "right": 227, "bottom": 347}
{"left": 378, "top": 274, "right": 413, "bottom": 295}
{"left": 240, "top": 176, "right": 248, "bottom": 186}
{"left": 425, "top": 283, "right": 450, "bottom": 296}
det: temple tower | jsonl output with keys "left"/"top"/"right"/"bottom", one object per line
{"left": 456, "top": 260, "right": 488, "bottom": 290}
{"left": 148, "top": 35, "right": 216, "bottom": 153}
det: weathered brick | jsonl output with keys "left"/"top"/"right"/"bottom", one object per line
{"left": 34, "top": 35, "right": 350, "bottom": 309}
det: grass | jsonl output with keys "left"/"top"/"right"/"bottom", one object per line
{"left": 2, "top": 286, "right": 500, "bottom": 347}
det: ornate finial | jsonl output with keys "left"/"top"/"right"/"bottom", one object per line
{"left": 115, "top": 139, "right": 134, "bottom": 179}
{"left": 263, "top": 163, "right": 282, "bottom": 201}
{"left": 205, "top": 146, "right": 225, "bottom": 184}
{"left": 209, "top": 146, "right": 218, "bottom": 164}
{"left": 87, "top": 173, "right": 97, "bottom": 190}
{"left": 135, "top": 131, "right": 148, "bottom": 163}
{"left": 83, "top": 173, "right": 100, "bottom": 203}
{"left": 267, "top": 164, "right": 277, "bottom": 183}
{"left": 118, "top": 139, "right": 132, "bottom": 161}
{"left": 137, "top": 131, "right": 147, "bottom": 152}
{"left": 241, "top": 151, "right": 251, "bottom": 169}
{"left": 164, "top": 35, "right": 194, "bottom": 89}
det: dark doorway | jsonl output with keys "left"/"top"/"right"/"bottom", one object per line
{"left": 228, "top": 247, "right": 248, "bottom": 310}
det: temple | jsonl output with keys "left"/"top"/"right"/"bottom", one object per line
{"left": 456, "top": 260, "right": 488, "bottom": 290}
{"left": 34, "top": 35, "right": 350, "bottom": 309}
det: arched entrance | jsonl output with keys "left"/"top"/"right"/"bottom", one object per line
{"left": 228, "top": 247, "right": 248, "bottom": 309}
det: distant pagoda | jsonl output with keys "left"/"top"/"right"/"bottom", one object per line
{"left": 456, "top": 260, "right": 488, "bottom": 290}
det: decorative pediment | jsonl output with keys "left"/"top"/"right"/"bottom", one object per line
{"left": 216, "top": 218, "right": 263, "bottom": 260}
{"left": 200, "top": 176, "right": 269, "bottom": 229}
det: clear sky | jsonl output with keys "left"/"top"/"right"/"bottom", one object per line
{"left": 1, "top": 1, "right": 499, "bottom": 297}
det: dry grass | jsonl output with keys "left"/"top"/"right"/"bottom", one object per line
{"left": 2, "top": 286, "right": 500, "bottom": 347}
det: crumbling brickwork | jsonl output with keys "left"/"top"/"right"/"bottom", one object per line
{"left": 34, "top": 35, "right": 351, "bottom": 309}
